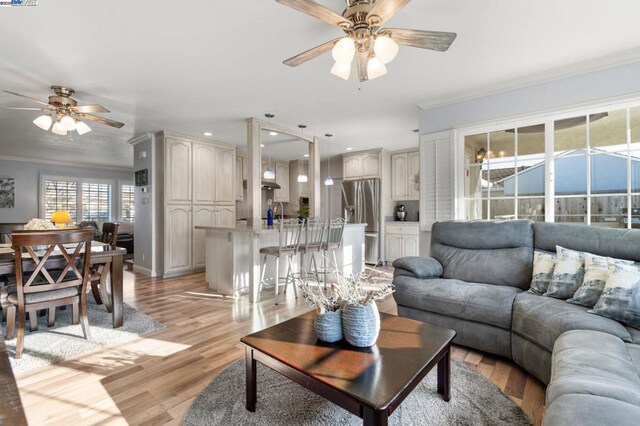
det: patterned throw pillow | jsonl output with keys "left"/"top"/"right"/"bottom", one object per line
{"left": 568, "top": 254, "right": 634, "bottom": 308}
{"left": 589, "top": 261, "right": 640, "bottom": 329}
{"left": 544, "top": 246, "right": 585, "bottom": 300}
{"left": 529, "top": 251, "right": 556, "bottom": 295}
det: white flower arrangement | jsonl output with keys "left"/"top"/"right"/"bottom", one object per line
{"left": 24, "top": 218, "right": 56, "bottom": 231}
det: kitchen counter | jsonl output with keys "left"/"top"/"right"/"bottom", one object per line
{"left": 197, "top": 222, "right": 366, "bottom": 302}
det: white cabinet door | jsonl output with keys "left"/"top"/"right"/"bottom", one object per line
{"left": 193, "top": 143, "right": 216, "bottom": 204}
{"left": 235, "top": 156, "right": 244, "bottom": 201}
{"left": 391, "top": 153, "right": 408, "bottom": 200}
{"left": 242, "top": 156, "right": 248, "bottom": 180}
{"left": 192, "top": 206, "right": 215, "bottom": 268}
{"left": 274, "top": 162, "right": 289, "bottom": 203}
{"left": 165, "top": 205, "right": 192, "bottom": 274}
{"left": 361, "top": 153, "right": 381, "bottom": 179}
{"left": 407, "top": 150, "right": 420, "bottom": 200}
{"left": 385, "top": 234, "right": 402, "bottom": 263}
{"left": 165, "top": 138, "right": 192, "bottom": 204}
{"left": 216, "top": 206, "right": 236, "bottom": 228}
{"left": 215, "top": 147, "right": 235, "bottom": 204}
{"left": 343, "top": 155, "right": 362, "bottom": 180}
{"left": 402, "top": 235, "right": 419, "bottom": 258}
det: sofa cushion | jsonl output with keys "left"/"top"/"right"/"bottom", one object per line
{"left": 534, "top": 222, "right": 640, "bottom": 263}
{"left": 544, "top": 246, "right": 585, "bottom": 300}
{"left": 393, "top": 275, "right": 521, "bottom": 329}
{"left": 512, "top": 292, "right": 632, "bottom": 352}
{"left": 529, "top": 251, "right": 556, "bottom": 295}
{"left": 547, "top": 330, "right": 640, "bottom": 407}
{"left": 567, "top": 253, "right": 633, "bottom": 308}
{"left": 431, "top": 220, "right": 534, "bottom": 289}
{"left": 589, "top": 261, "right": 640, "bottom": 329}
{"left": 544, "top": 394, "right": 640, "bottom": 426}
{"left": 392, "top": 257, "right": 443, "bottom": 279}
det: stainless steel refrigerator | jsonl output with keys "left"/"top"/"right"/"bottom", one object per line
{"left": 342, "top": 179, "right": 380, "bottom": 265}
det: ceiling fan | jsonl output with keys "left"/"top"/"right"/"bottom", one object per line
{"left": 1, "top": 86, "right": 125, "bottom": 136}
{"left": 276, "top": 0, "right": 457, "bottom": 81}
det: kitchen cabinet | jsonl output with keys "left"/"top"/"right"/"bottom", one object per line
{"left": 165, "top": 137, "right": 192, "bottom": 204}
{"left": 391, "top": 150, "right": 419, "bottom": 201}
{"left": 343, "top": 150, "right": 382, "bottom": 180}
{"left": 235, "top": 155, "right": 244, "bottom": 201}
{"left": 193, "top": 143, "right": 216, "bottom": 204}
{"left": 165, "top": 205, "right": 192, "bottom": 273}
{"left": 384, "top": 222, "right": 420, "bottom": 263}
{"left": 289, "top": 160, "right": 309, "bottom": 201}
{"left": 193, "top": 205, "right": 235, "bottom": 268}
{"left": 274, "top": 161, "right": 290, "bottom": 203}
{"left": 215, "top": 146, "right": 235, "bottom": 204}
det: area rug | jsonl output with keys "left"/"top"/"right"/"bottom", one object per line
{"left": 184, "top": 358, "right": 532, "bottom": 425}
{"left": 2, "top": 293, "right": 165, "bottom": 374}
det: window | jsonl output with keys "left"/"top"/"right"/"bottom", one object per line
{"left": 41, "top": 176, "right": 114, "bottom": 223}
{"left": 121, "top": 184, "right": 135, "bottom": 222}
{"left": 460, "top": 103, "right": 640, "bottom": 229}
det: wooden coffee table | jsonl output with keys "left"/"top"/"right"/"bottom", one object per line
{"left": 241, "top": 311, "right": 456, "bottom": 426}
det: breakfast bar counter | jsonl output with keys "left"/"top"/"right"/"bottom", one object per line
{"left": 196, "top": 222, "right": 365, "bottom": 303}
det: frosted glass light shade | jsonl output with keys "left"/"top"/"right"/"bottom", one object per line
{"left": 367, "top": 56, "right": 387, "bottom": 80}
{"left": 60, "top": 115, "right": 77, "bottom": 131}
{"left": 297, "top": 173, "right": 308, "bottom": 183}
{"left": 332, "top": 37, "right": 355, "bottom": 64}
{"left": 51, "top": 121, "right": 67, "bottom": 135}
{"left": 75, "top": 121, "right": 92, "bottom": 135}
{"left": 374, "top": 35, "right": 399, "bottom": 64}
{"left": 33, "top": 114, "right": 53, "bottom": 131}
{"left": 330, "top": 62, "right": 351, "bottom": 80}
{"left": 324, "top": 176, "right": 335, "bottom": 186}
{"left": 263, "top": 169, "right": 275, "bottom": 180}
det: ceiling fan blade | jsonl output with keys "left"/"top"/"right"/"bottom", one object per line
{"left": 284, "top": 38, "right": 341, "bottom": 67}
{"left": 72, "top": 104, "right": 110, "bottom": 113}
{"left": 385, "top": 28, "right": 457, "bottom": 52}
{"left": 78, "top": 113, "right": 125, "bottom": 129}
{"left": 367, "top": 0, "right": 411, "bottom": 26}
{"left": 276, "top": 0, "right": 352, "bottom": 29}
{"left": 3, "top": 90, "right": 50, "bottom": 106}
{"left": 0, "top": 106, "right": 47, "bottom": 111}
{"left": 356, "top": 50, "right": 369, "bottom": 82}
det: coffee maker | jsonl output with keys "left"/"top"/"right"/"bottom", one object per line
{"left": 395, "top": 204, "right": 407, "bottom": 221}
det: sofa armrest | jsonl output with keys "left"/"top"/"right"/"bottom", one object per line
{"left": 392, "top": 256, "right": 443, "bottom": 279}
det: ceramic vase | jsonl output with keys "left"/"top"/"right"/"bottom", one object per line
{"left": 314, "top": 309, "right": 343, "bottom": 343}
{"left": 342, "top": 302, "right": 381, "bottom": 347}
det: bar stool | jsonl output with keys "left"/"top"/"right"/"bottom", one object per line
{"left": 298, "top": 218, "right": 327, "bottom": 283}
{"left": 320, "top": 218, "right": 346, "bottom": 288}
{"left": 258, "top": 218, "right": 304, "bottom": 305}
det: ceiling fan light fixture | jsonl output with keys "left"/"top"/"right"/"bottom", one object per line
{"left": 367, "top": 56, "right": 388, "bottom": 80}
{"left": 330, "top": 61, "right": 351, "bottom": 80}
{"left": 75, "top": 120, "right": 92, "bottom": 135}
{"left": 33, "top": 114, "right": 53, "bottom": 131}
{"left": 60, "top": 114, "right": 77, "bottom": 131}
{"left": 51, "top": 121, "right": 68, "bottom": 136}
{"left": 374, "top": 34, "right": 399, "bottom": 64}
{"left": 331, "top": 37, "right": 355, "bottom": 64}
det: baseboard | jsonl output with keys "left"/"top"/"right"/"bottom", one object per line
{"left": 161, "top": 268, "right": 205, "bottom": 279}
{"left": 133, "top": 265, "right": 157, "bottom": 277}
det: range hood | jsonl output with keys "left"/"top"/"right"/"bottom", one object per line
{"left": 243, "top": 180, "right": 281, "bottom": 190}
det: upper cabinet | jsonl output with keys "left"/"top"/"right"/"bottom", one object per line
{"left": 193, "top": 143, "right": 216, "bottom": 204}
{"left": 215, "top": 146, "right": 235, "bottom": 204}
{"left": 391, "top": 150, "right": 420, "bottom": 201}
{"left": 165, "top": 137, "right": 192, "bottom": 204}
{"left": 343, "top": 150, "right": 382, "bottom": 180}
{"left": 274, "top": 161, "right": 290, "bottom": 203}
{"left": 235, "top": 155, "right": 244, "bottom": 201}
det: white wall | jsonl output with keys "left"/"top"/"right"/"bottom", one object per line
{"left": 0, "top": 157, "right": 132, "bottom": 223}
{"left": 132, "top": 135, "right": 154, "bottom": 273}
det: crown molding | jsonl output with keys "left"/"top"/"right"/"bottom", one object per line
{"left": 0, "top": 155, "right": 133, "bottom": 172}
{"left": 417, "top": 49, "right": 640, "bottom": 111}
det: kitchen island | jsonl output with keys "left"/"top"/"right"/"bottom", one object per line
{"left": 195, "top": 222, "right": 366, "bottom": 303}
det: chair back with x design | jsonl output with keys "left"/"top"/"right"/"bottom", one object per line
{"left": 101, "top": 222, "right": 119, "bottom": 248}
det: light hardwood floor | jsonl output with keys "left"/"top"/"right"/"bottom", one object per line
{"left": 15, "top": 270, "right": 546, "bottom": 425}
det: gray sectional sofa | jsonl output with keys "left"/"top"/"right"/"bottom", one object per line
{"left": 392, "top": 220, "right": 640, "bottom": 426}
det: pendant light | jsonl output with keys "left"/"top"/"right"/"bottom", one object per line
{"left": 263, "top": 113, "right": 276, "bottom": 179}
{"left": 324, "top": 133, "right": 334, "bottom": 186}
{"left": 297, "top": 124, "right": 308, "bottom": 183}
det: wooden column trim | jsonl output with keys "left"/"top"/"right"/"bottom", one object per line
{"left": 309, "top": 136, "right": 321, "bottom": 218}
{"left": 247, "top": 118, "right": 262, "bottom": 228}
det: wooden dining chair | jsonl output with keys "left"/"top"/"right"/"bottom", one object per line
{"left": 0, "top": 223, "right": 25, "bottom": 245}
{"left": 90, "top": 222, "right": 119, "bottom": 313}
{"left": 5, "top": 229, "right": 94, "bottom": 359}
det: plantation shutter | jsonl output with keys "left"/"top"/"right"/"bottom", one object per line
{"left": 420, "top": 131, "right": 454, "bottom": 231}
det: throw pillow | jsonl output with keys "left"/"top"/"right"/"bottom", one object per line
{"left": 544, "top": 246, "right": 585, "bottom": 300}
{"left": 529, "top": 251, "right": 556, "bottom": 295}
{"left": 568, "top": 254, "right": 634, "bottom": 308}
{"left": 589, "top": 260, "right": 640, "bottom": 329}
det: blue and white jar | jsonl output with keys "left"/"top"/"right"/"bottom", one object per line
{"left": 342, "top": 303, "right": 381, "bottom": 347}
{"left": 314, "top": 309, "right": 343, "bottom": 343}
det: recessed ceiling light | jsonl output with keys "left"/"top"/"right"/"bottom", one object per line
{"left": 260, "top": 144, "right": 265, "bottom": 148}
{"left": 203, "top": 132, "right": 213, "bottom": 136}
{"left": 269, "top": 131, "right": 278, "bottom": 136}
{"left": 346, "top": 147, "right": 353, "bottom": 151}
{"left": 304, "top": 154, "right": 309, "bottom": 158}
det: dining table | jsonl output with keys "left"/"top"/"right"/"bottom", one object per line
{"left": 0, "top": 241, "right": 126, "bottom": 328}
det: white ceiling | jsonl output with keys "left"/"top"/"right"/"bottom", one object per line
{"left": 1, "top": 0, "right": 640, "bottom": 168}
